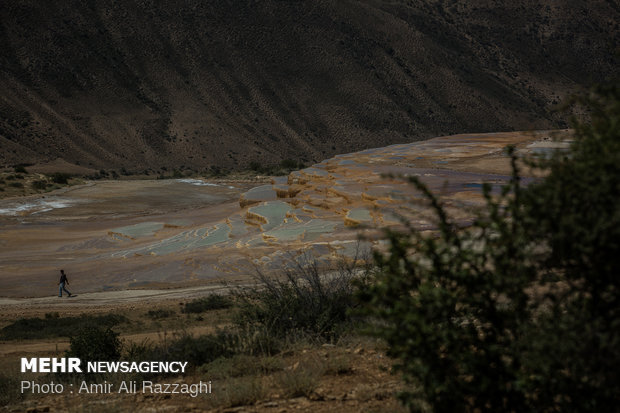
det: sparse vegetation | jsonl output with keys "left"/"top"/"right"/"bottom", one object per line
{"left": 0, "top": 314, "right": 127, "bottom": 340}
{"left": 0, "top": 253, "right": 391, "bottom": 410}
{"left": 275, "top": 358, "right": 325, "bottom": 398}
{"left": 146, "top": 309, "right": 174, "bottom": 319}
{"left": 181, "top": 294, "right": 233, "bottom": 314}
{"left": 48, "top": 172, "right": 71, "bottom": 184}
{"left": 200, "top": 354, "right": 284, "bottom": 379}
{"left": 207, "top": 376, "right": 266, "bottom": 408}
{"left": 234, "top": 252, "right": 372, "bottom": 342}
{"left": 31, "top": 179, "right": 48, "bottom": 190}
{"left": 324, "top": 354, "right": 354, "bottom": 376}
{"left": 247, "top": 158, "right": 305, "bottom": 176}
{"left": 280, "top": 158, "right": 306, "bottom": 170}
{"left": 0, "top": 372, "right": 24, "bottom": 406}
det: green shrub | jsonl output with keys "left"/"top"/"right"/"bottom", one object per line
{"left": 161, "top": 331, "right": 237, "bottom": 367}
{"left": 280, "top": 159, "right": 299, "bottom": 170}
{"left": 66, "top": 325, "right": 122, "bottom": 362}
{"left": 31, "top": 179, "right": 48, "bottom": 190}
{"left": 358, "top": 82, "right": 620, "bottom": 412}
{"left": 14, "top": 165, "right": 27, "bottom": 173}
{"left": 182, "top": 294, "right": 233, "bottom": 314}
{"left": 516, "top": 82, "right": 620, "bottom": 411}
{"left": 8, "top": 182, "right": 23, "bottom": 188}
{"left": 124, "top": 339, "right": 154, "bottom": 361}
{"left": 249, "top": 161, "right": 262, "bottom": 172}
{"left": 48, "top": 172, "right": 71, "bottom": 184}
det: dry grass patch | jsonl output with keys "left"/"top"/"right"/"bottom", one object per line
{"left": 200, "top": 354, "right": 285, "bottom": 379}
{"left": 276, "top": 357, "right": 326, "bottom": 398}
{"left": 206, "top": 375, "right": 267, "bottom": 408}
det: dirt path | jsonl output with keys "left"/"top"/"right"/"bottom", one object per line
{"left": 0, "top": 282, "right": 254, "bottom": 318}
{"left": 0, "top": 285, "right": 229, "bottom": 307}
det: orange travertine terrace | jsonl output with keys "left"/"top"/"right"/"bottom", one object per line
{"left": 0, "top": 130, "right": 570, "bottom": 298}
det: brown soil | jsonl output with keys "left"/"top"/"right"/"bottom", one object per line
{"left": 1, "top": 298, "right": 407, "bottom": 413}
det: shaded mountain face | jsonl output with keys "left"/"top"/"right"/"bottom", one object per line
{"left": 0, "top": 0, "right": 617, "bottom": 172}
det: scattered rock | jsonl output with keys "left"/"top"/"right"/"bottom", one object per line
{"left": 308, "top": 391, "right": 325, "bottom": 401}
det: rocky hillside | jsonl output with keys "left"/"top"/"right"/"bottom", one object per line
{"left": 0, "top": 0, "right": 617, "bottom": 173}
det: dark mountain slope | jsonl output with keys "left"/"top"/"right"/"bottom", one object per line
{"left": 0, "top": 0, "right": 617, "bottom": 172}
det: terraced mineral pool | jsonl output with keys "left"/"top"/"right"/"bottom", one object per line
{"left": 117, "top": 228, "right": 208, "bottom": 257}
{"left": 379, "top": 211, "right": 402, "bottom": 225}
{"left": 110, "top": 222, "right": 165, "bottom": 238}
{"left": 273, "top": 184, "right": 290, "bottom": 197}
{"left": 191, "top": 224, "right": 231, "bottom": 248}
{"left": 241, "top": 184, "right": 278, "bottom": 203}
{"left": 227, "top": 215, "right": 250, "bottom": 238}
{"left": 346, "top": 208, "right": 372, "bottom": 222}
{"left": 247, "top": 201, "right": 292, "bottom": 231}
{"left": 120, "top": 223, "right": 233, "bottom": 256}
{"left": 271, "top": 176, "right": 289, "bottom": 185}
{"left": 263, "top": 219, "right": 338, "bottom": 242}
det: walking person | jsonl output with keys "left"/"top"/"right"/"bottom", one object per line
{"left": 58, "top": 269, "right": 72, "bottom": 297}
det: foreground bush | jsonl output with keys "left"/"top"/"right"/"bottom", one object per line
{"left": 359, "top": 82, "right": 620, "bottom": 412}
{"left": 235, "top": 251, "right": 372, "bottom": 342}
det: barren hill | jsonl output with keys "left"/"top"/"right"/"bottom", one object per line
{"left": 0, "top": 0, "right": 617, "bottom": 173}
